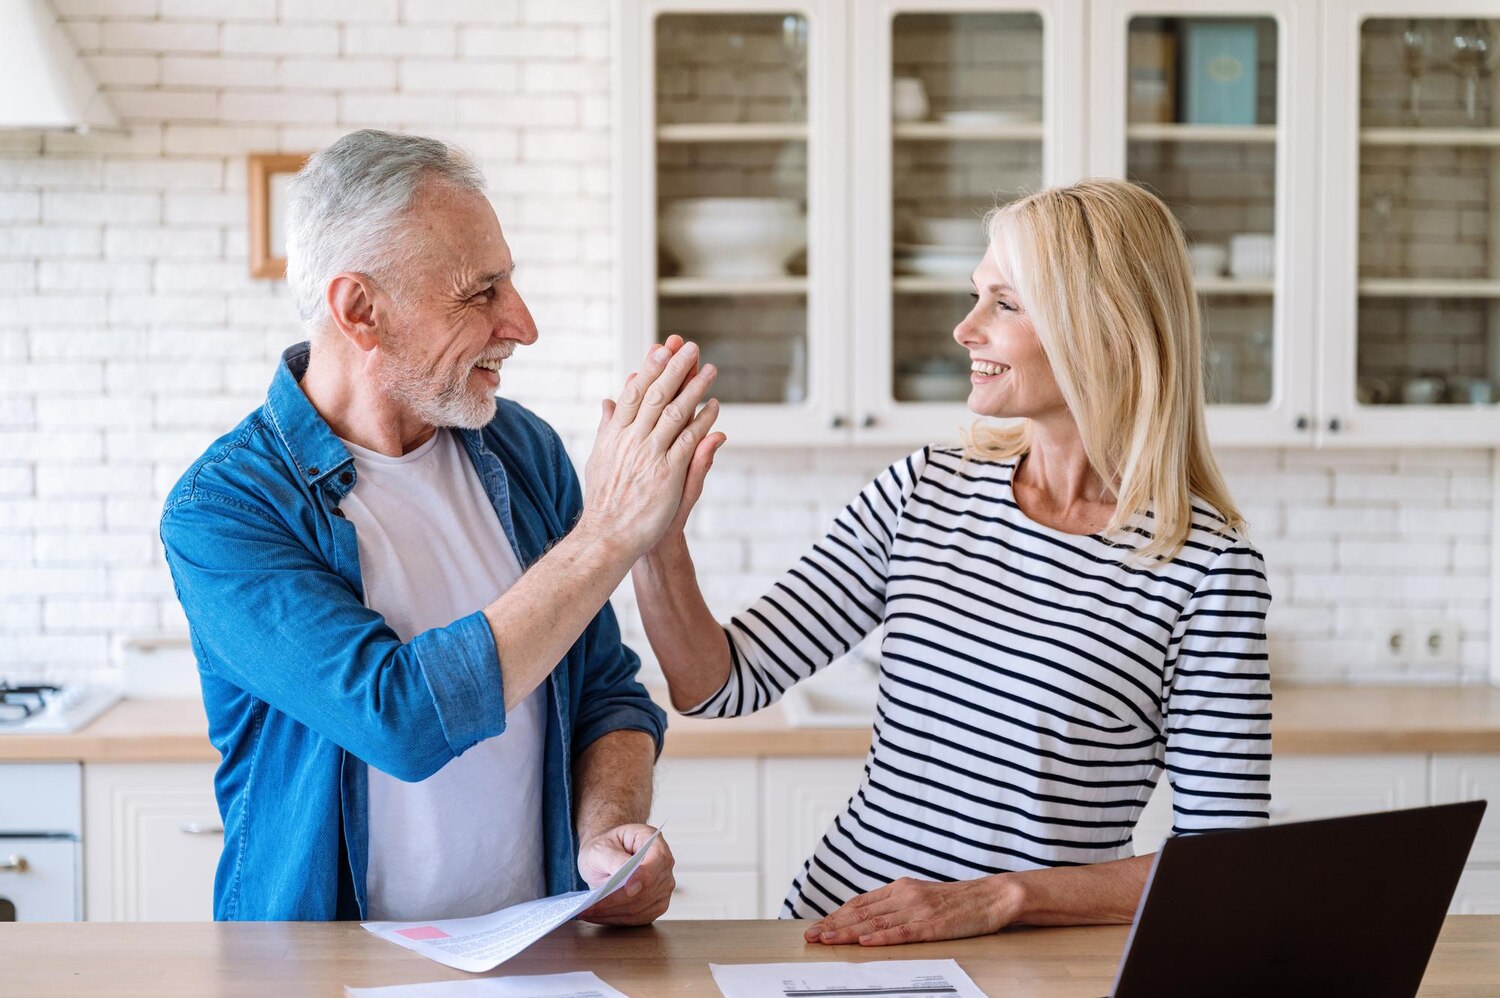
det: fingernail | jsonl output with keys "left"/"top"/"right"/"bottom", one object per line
{"left": 821, "top": 931, "right": 835, "bottom": 941}
{"left": 859, "top": 935, "right": 871, "bottom": 944}
{"left": 652, "top": 347, "right": 670, "bottom": 362}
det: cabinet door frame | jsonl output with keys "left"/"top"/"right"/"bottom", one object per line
{"left": 1089, "top": 0, "right": 1320, "bottom": 448}
{"left": 614, "top": 0, "right": 853, "bottom": 445}
{"left": 1318, "top": 0, "right": 1500, "bottom": 446}
{"left": 849, "top": 0, "right": 1088, "bottom": 446}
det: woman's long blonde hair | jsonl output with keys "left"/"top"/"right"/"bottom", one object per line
{"left": 967, "top": 178, "right": 1243, "bottom": 561}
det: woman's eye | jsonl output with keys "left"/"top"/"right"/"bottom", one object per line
{"left": 996, "top": 299, "right": 1015, "bottom": 312}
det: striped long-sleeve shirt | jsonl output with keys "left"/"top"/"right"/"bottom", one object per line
{"left": 683, "top": 446, "right": 1272, "bottom": 919}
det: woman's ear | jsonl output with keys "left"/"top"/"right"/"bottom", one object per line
{"left": 325, "top": 272, "right": 381, "bottom": 352}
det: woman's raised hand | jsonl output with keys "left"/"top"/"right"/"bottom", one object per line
{"left": 581, "top": 336, "right": 724, "bottom": 559}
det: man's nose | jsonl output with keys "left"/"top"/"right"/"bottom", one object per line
{"left": 499, "top": 290, "right": 539, "bottom": 344}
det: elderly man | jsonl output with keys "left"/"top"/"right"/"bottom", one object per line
{"left": 160, "top": 129, "right": 724, "bottom": 922}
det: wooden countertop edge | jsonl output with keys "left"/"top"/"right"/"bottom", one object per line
{"left": 7, "top": 687, "right": 1500, "bottom": 762}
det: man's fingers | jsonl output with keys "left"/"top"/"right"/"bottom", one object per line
{"left": 612, "top": 343, "right": 673, "bottom": 426}
{"left": 634, "top": 341, "right": 700, "bottom": 433}
{"left": 668, "top": 395, "right": 721, "bottom": 469}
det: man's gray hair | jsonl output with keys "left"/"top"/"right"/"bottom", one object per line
{"left": 285, "top": 129, "right": 488, "bottom": 325}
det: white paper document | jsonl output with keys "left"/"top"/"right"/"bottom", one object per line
{"left": 345, "top": 972, "right": 630, "bottom": 998}
{"left": 362, "top": 827, "right": 662, "bottom": 973}
{"left": 708, "top": 959, "right": 988, "bottom": 998}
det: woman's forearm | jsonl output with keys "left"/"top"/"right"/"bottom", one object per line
{"left": 632, "top": 534, "right": 732, "bottom": 712}
{"left": 1004, "top": 854, "right": 1153, "bottom": 926}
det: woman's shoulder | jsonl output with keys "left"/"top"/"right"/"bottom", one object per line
{"left": 918, "top": 445, "right": 1020, "bottom": 482}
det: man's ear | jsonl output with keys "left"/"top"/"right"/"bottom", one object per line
{"left": 325, "top": 272, "right": 382, "bottom": 352}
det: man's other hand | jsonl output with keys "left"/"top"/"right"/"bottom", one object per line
{"left": 575, "top": 823, "right": 675, "bottom": 926}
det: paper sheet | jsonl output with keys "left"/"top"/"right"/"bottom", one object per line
{"left": 344, "top": 972, "right": 630, "bottom": 998}
{"left": 362, "top": 828, "right": 662, "bottom": 973}
{"left": 708, "top": 959, "right": 988, "bottom": 998}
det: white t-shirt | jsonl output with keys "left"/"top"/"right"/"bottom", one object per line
{"left": 338, "top": 429, "right": 547, "bottom": 921}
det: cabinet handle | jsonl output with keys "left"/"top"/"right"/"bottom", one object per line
{"left": 860, "top": 414, "right": 876, "bottom": 429}
{"left": 1327, "top": 416, "right": 1343, "bottom": 433}
{"left": 829, "top": 415, "right": 846, "bottom": 429}
{"left": 0, "top": 854, "right": 29, "bottom": 873}
{"left": 179, "top": 822, "right": 224, "bottom": 835}
{"left": 1294, "top": 414, "right": 1309, "bottom": 431}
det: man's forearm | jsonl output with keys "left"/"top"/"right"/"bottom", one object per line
{"left": 484, "top": 517, "right": 634, "bottom": 711}
{"left": 573, "top": 728, "right": 657, "bottom": 844}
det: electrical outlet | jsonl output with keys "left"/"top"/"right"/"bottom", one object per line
{"left": 1414, "top": 620, "right": 1462, "bottom": 667}
{"left": 1373, "top": 621, "right": 1413, "bottom": 668}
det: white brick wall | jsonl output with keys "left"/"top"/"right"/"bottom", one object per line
{"left": 0, "top": 1, "right": 1493, "bottom": 690}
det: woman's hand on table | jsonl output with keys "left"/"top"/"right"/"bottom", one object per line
{"left": 803, "top": 875, "right": 1023, "bottom": 946}
{"left": 575, "top": 823, "right": 676, "bottom": 926}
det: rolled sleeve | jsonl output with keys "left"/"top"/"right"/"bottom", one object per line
{"left": 411, "top": 608, "right": 507, "bottom": 755}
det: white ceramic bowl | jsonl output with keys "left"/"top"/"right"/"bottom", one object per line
{"left": 910, "top": 216, "right": 986, "bottom": 248}
{"left": 659, "top": 198, "right": 805, "bottom": 279}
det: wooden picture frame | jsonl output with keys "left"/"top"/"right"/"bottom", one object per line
{"left": 247, "top": 153, "right": 309, "bottom": 279}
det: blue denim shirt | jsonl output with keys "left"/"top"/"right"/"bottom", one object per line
{"left": 160, "top": 343, "right": 666, "bottom": 921}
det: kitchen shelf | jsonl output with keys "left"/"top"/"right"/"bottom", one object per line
{"left": 1357, "top": 278, "right": 1500, "bottom": 299}
{"left": 655, "top": 122, "right": 809, "bottom": 143}
{"left": 657, "top": 276, "right": 809, "bottom": 297}
{"left": 1195, "top": 277, "right": 1277, "bottom": 295}
{"left": 893, "top": 121, "right": 1044, "bottom": 142}
{"left": 892, "top": 275, "right": 1276, "bottom": 296}
{"left": 1360, "top": 127, "right": 1500, "bottom": 148}
{"left": 1126, "top": 123, "right": 1278, "bottom": 143}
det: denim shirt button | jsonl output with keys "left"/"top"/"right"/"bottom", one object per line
{"left": 307, "top": 466, "right": 320, "bottom": 477}
{"left": 339, "top": 471, "right": 353, "bottom": 485}
{"left": 331, "top": 507, "right": 345, "bottom": 519}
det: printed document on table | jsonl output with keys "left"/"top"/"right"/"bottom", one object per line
{"left": 708, "top": 959, "right": 988, "bottom": 998}
{"left": 344, "top": 971, "right": 631, "bottom": 998}
{"left": 362, "top": 827, "right": 662, "bottom": 973}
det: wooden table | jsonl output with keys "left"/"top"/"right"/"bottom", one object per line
{"left": 4, "top": 917, "right": 1499, "bottom": 997}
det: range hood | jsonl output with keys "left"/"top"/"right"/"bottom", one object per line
{"left": 0, "top": 0, "right": 115, "bottom": 130}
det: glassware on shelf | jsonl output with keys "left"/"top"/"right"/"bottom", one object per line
{"left": 1450, "top": 19, "right": 1495, "bottom": 124}
{"left": 781, "top": 15, "right": 809, "bottom": 123}
{"left": 1401, "top": 20, "right": 1431, "bottom": 125}
{"left": 727, "top": 32, "right": 748, "bottom": 123}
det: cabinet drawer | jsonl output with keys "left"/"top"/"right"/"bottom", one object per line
{"left": 762, "top": 757, "right": 866, "bottom": 918}
{"left": 1270, "top": 756, "right": 1427, "bottom": 824}
{"left": 83, "top": 763, "right": 220, "bottom": 922}
{"left": 0, "top": 763, "right": 81, "bottom": 835}
{"left": 1431, "top": 756, "right": 1500, "bottom": 865}
{"left": 650, "top": 759, "right": 758, "bottom": 870}
{"left": 0, "top": 837, "right": 79, "bottom": 922}
{"left": 660, "top": 869, "right": 759, "bottom": 920}
{"left": 1132, "top": 783, "right": 1173, "bottom": 856}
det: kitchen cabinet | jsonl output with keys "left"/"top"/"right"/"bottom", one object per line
{"left": 1319, "top": 0, "right": 1500, "bottom": 444}
{"left": 617, "top": 0, "right": 1500, "bottom": 447}
{"left": 82, "top": 763, "right": 220, "bottom": 922}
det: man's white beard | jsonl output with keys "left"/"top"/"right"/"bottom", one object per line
{"left": 378, "top": 346, "right": 497, "bottom": 431}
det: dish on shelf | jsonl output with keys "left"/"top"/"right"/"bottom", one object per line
{"left": 895, "top": 371, "right": 973, "bottom": 402}
{"left": 893, "top": 242, "right": 979, "bottom": 277}
{"left": 658, "top": 197, "right": 806, "bottom": 279}
{"left": 937, "top": 109, "right": 1034, "bottom": 126}
{"left": 909, "top": 216, "right": 987, "bottom": 248}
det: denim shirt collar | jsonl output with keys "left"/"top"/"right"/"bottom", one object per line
{"left": 264, "top": 342, "right": 357, "bottom": 495}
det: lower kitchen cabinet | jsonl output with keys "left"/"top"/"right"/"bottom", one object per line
{"left": 82, "top": 763, "right": 221, "bottom": 922}
{"left": 70, "top": 751, "right": 1500, "bottom": 921}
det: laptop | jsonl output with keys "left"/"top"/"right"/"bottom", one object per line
{"left": 1110, "top": 800, "right": 1487, "bottom": 998}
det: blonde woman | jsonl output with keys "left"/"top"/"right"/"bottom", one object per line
{"left": 634, "top": 179, "right": 1271, "bottom": 945}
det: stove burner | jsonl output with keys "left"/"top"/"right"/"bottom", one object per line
{"left": 0, "top": 683, "right": 61, "bottom": 725}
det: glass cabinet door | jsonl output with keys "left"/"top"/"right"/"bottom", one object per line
{"left": 1320, "top": 0, "right": 1500, "bottom": 444}
{"left": 1354, "top": 16, "right": 1500, "bottom": 411}
{"left": 851, "top": 0, "right": 1086, "bottom": 443}
{"left": 1092, "top": 1, "right": 1317, "bottom": 447}
{"left": 618, "top": 1, "right": 848, "bottom": 444}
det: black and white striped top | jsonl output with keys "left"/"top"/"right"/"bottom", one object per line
{"left": 683, "top": 447, "right": 1272, "bottom": 919}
